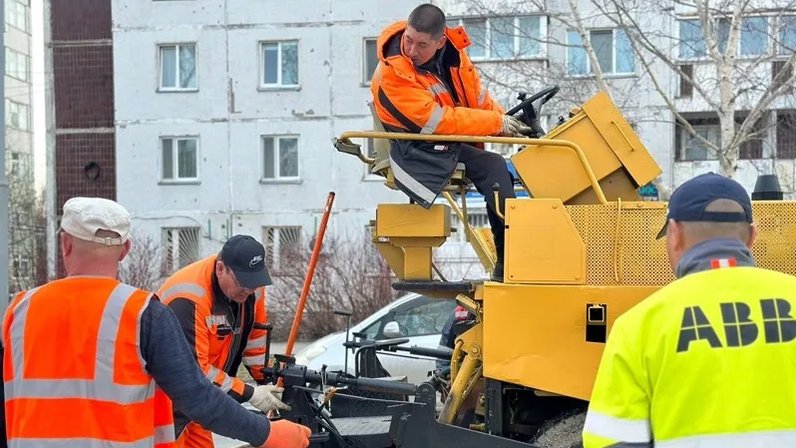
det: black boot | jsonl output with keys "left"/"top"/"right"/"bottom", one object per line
{"left": 491, "top": 259, "right": 504, "bottom": 282}
{"left": 490, "top": 221, "right": 505, "bottom": 282}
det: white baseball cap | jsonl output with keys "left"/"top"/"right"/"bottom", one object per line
{"left": 61, "top": 197, "right": 131, "bottom": 246}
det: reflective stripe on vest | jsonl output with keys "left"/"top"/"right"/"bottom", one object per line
{"left": 657, "top": 430, "right": 796, "bottom": 447}
{"left": 582, "top": 410, "right": 651, "bottom": 444}
{"left": 158, "top": 281, "right": 206, "bottom": 301}
{"left": 10, "top": 437, "right": 157, "bottom": 448}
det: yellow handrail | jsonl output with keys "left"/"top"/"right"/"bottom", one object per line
{"left": 335, "top": 131, "right": 608, "bottom": 205}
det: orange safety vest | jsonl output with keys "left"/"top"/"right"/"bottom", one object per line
{"left": 2, "top": 277, "right": 176, "bottom": 448}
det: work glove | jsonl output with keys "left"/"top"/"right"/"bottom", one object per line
{"left": 259, "top": 419, "right": 311, "bottom": 448}
{"left": 500, "top": 115, "right": 532, "bottom": 137}
{"left": 250, "top": 384, "right": 292, "bottom": 412}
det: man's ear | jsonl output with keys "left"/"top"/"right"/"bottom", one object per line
{"left": 436, "top": 35, "right": 447, "bottom": 50}
{"left": 119, "top": 240, "right": 131, "bottom": 262}
{"left": 747, "top": 223, "right": 759, "bottom": 249}
{"left": 60, "top": 232, "right": 72, "bottom": 258}
{"left": 669, "top": 219, "right": 685, "bottom": 250}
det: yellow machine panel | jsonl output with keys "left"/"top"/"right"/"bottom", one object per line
{"left": 482, "top": 283, "right": 659, "bottom": 401}
{"left": 504, "top": 198, "right": 586, "bottom": 284}
{"left": 504, "top": 200, "right": 796, "bottom": 287}
{"left": 511, "top": 92, "right": 661, "bottom": 204}
{"left": 375, "top": 204, "right": 451, "bottom": 238}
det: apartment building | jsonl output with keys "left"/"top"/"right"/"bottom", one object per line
{"left": 113, "top": 0, "right": 421, "bottom": 277}
{"left": 6, "top": 0, "right": 39, "bottom": 290}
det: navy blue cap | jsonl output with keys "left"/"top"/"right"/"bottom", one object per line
{"left": 219, "top": 235, "right": 272, "bottom": 288}
{"left": 656, "top": 173, "right": 753, "bottom": 239}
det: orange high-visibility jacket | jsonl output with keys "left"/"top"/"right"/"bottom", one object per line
{"left": 2, "top": 277, "right": 175, "bottom": 448}
{"left": 371, "top": 21, "right": 504, "bottom": 137}
{"left": 158, "top": 256, "right": 269, "bottom": 403}
{"left": 370, "top": 21, "right": 505, "bottom": 207}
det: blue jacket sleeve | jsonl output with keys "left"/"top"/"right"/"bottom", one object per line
{"left": 140, "top": 297, "right": 269, "bottom": 446}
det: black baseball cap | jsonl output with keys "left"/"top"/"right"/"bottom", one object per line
{"left": 219, "top": 235, "right": 272, "bottom": 288}
{"left": 656, "top": 172, "right": 753, "bottom": 239}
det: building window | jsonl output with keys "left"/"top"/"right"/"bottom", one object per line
{"left": 777, "top": 110, "right": 796, "bottom": 159}
{"left": 678, "top": 64, "right": 693, "bottom": 98}
{"left": 262, "top": 135, "right": 299, "bottom": 181}
{"left": 676, "top": 114, "right": 764, "bottom": 161}
{"left": 680, "top": 17, "right": 770, "bottom": 59}
{"left": 716, "top": 17, "right": 768, "bottom": 56}
{"left": 362, "top": 38, "right": 378, "bottom": 84}
{"left": 161, "top": 227, "right": 200, "bottom": 275}
{"left": 161, "top": 137, "right": 199, "bottom": 182}
{"left": 12, "top": 255, "right": 30, "bottom": 278}
{"left": 262, "top": 226, "right": 302, "bottom": 270}
{"left": 679, "top": 20, "right": 706, "bottom": 59}
{"left": 567, "top": 29, "right": 634, "bottom": 76}
{"left": 460, "top": 15, "right": 545, "bottom": 60}
{"left": 5, "top": 47, "right": 29, "bottom": 81}
{"left": 261, "top": 41, "right": 299, "bottom": 87}
{"left": 5, "top": 99, "right": 29, "bottom": 130}
{"left": 772, "top": 60, "right": 793, "bottom": 92}
{"left": 676, "top": 118, "right": 720, "bottom": 161}
{"left": 6, "top": 0, "right": 29, "bottom": 32}
{"left": 779, "top": 15, "right": 796, "bottom": 55}
{"left": 159, "top": 44, "right": 197, "bottom": 90}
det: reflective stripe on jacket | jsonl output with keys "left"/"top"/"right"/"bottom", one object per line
{"left": 371, "top": 21, "right": 504, "bottom": 207}
{"left": 583, "top": 266, "right": 796, "bottom": 447}
{"left": 2, "top": 277, "right": 175, "bottom": 447}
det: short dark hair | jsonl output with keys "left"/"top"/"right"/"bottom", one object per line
{"left": 407, "top": 4, "right": 446, "bottom": 39}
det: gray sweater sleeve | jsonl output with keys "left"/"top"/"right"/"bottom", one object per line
{"left": 140, "top": 297, "right": 269, "bottom": 446}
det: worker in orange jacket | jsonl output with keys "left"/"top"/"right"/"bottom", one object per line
{"left": 1, "top": 197, "right": 310, "bottom": 448}
{"left": 159, "top": 234, "right": 288, "bottom": 448}
{"left": 371, "top": 3, "right": 532, "bottom": 281}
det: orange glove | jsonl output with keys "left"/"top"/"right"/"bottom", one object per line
{"left": 259, "top": 419, "right": 312, "bottom": 448}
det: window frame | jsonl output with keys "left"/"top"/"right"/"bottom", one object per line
{"left": 362, "top": 37, "right": 378, "bottom": 86}
{"left": 261, "top": 134, "right": 301, "bottom": 182}
{"left": 457, "top": 15, "right": 547, "bottom": 61}
{"left": 5, "top": 47, "right": 29, "bottom": 82}
{"left": 157, "top": 43, "right": 198, "bottom": 92}
{"left": 159, "top": 136, "right": 200, "bottom": 183}
{"left": 5, "top": 99, "right": 29, "bottom": 131}
{"left": 566, "top": 28, "right": 635, "bottom": 77}
{"left": 262, "top": 225, "right": 303, "bottom": 270}
{"left": 678, "top": 16, "right": 771, "bottom": 61}
{"left": 680, "top": 123, "right": 720, "bottom": 161}
{"left": 6, "top": 0, "right": 29, "bottom": 32}
{"left": 259, "top": 40, "right": 300, "bottom": 89}
{"left": 777, "top": 15, "right": 796, "bottom": 57}
{"left": 160, "top": 227, "right": 201, "bottom": 275}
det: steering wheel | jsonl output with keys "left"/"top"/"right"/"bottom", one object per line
{"left": 505, "top": 86, "right": 560, "bottom": 138}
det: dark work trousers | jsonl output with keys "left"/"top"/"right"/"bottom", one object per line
{"left": 456, "top": 143, "right": 516, "bottom": 263}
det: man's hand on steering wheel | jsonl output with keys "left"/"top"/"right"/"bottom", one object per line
{"left": 500, "top": 115, "right": 533, "bottom": 137}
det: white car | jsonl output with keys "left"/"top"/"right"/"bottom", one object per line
{"left": 294, "top": 293, "right": 456, "bottom": 384}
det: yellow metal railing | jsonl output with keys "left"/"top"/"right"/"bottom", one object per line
{"left": 335, "top": 131, "right": 608, "bottom": 205}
